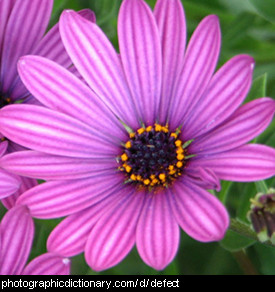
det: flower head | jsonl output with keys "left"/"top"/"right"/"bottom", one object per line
{"left": 248, "top": 189, "right": 275, "bottom": 244}
{"left": 0, "top": 205, "right": 70, "bottom": 275}
{"left": 0, "top": 0, "right": 95, "bottom": 202}
{"left": 0, "top": 0, "right": 275, "bottom": 271}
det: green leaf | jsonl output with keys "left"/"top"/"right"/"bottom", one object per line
{"left": 246, "top": 73, "right": 267, "bottom": 101}
{"left": 249, "top": 0, "right": 275, "bottom": 23}
{"left": 220, "top": 229, "right": 256, "bottom": 252}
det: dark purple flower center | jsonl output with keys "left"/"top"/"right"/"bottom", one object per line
{"left": 0, "top": 95, "right": 11, "bottom": 108}
{"left": 119, "top": 123, "right": 188, "bottom": 190}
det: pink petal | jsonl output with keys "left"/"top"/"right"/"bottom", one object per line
{"left": 47, "top": 192, "right": 123, "bottom": 257}
{"left": 16, "top": 172, "right": 125, "bottom": 219}
{"left": 168, "top": 15, "right": 221, "bottom": 129}
{"left": 18, "top": 55, "right": 127, "bottom": 142}
{"left": 9, "top": 9, "right": 96, "bottom": 100}
{"left": 33, "top": 9, "right": 96, "bottom": 67}
{"left": 0, "top": 104, "right": 116, "bottom": 158}
{"left": 59, "top": 10, "right": 139, "bottom": 129}
{"left": 85, "top": 189, "right": 145, "bottom": 271}
{"left": 0, "top": 150, "right": 116, "bottom": 180}
{"left": 118, "top": 0, "right": 162, "bottom": 125}
{"left": 0, "top": 0, "right": 53, "bottom": 94}
{"left": 191, "top": 144, "right": 275, "bottom": 182}
{"left": 1, "top": 176, "right": 37, "bottom": 209}
{"left": 191, "top": 97, "right": 275, "bottom": 154}
{"left": 136, "top": 191, "right": 180, "bottom": 270}
{"left": 0, "top": 0, "right": 16, "bottom": 56}
{"left": 186, "top": 167, "right": 221, "bottom": 191}
{"left": 169, "top": 178, "right": 229, "bottom": 242}
{"left": 183, "top": 55, "right": 255, "bottom": 139}
{"left": 0, "top": 205, "right": 34, "bottom": 275}
{"left": 22, "top": 253, "right": 70, "bottom": 275}
{"left": 0, "top": 169, "right": 21, "bottom": 199}
{"left": 154, "top": 0, "right": 186, "bottom": 123}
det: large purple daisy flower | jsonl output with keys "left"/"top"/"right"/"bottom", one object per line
{"left": 0, "top": 0, "right": 95, "bottom": 203}
{"left": 0, "top": 205, "right": 70, "bottom": 275}
{"left": 0, "top": 0, "right": 275, "bottom": 270}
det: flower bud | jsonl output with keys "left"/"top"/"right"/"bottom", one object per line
{"left": 247, "top": 189, "right": 275, "bottom": 244}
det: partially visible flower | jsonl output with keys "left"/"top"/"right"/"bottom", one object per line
{"left": 248, "top": 189, "right": 275, "bottom": 244}
{"left": 0, "top": 0, "right": 275, "bottom": 271}
{"left": 0, "top": 205, "right": 70, "bottom": 275}
{"left": 0, "top": 0, "right": 95, "bottom": 203}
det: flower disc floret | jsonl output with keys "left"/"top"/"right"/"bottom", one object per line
{"left": 119, "top": 123, "right": 186, "bottom": 189}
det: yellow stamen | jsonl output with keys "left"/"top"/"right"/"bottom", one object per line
{"left": 121, "top": 153, "right": 128, "bottom": 161}
{"left": 170, "top": 133, "right": 177, "bottom": 139}
{"left": 130, "top": 132, "right": 135, "bottom": 138}
{"left": 146, "top": 126, "right": 152, "bottom": 132}
{"left": 144, "top": 179, "right": 150, "bottom": 185}
{"left": 175, "top": 140, "right": 182, "bottom": 147}
{"left": 159, "top": 173, "right": 166, "bottom": 181}
{"left": 161, "top": 126, "right": 168, "bottom": 133}
{"left": 137, "top": 128, "right": 145, "bottom": 135}
{"left": 125, "top": 165, "right": 132, "bottom": 173}
{"left": 125, "top": 141, "right": 132, "bottom": 149}
{"left": 155, "top": 124, "right": 162, "bottom": 132}
{"left": 150, "top": 174, "right": 156, "bottom": 180}
{"left": 130, "top": 174, "right": 137, "bottom": 181}
{"left": 176, "top": 147, "right": 184, "bottom": 154}
{"left": 177, "top": 154, "right": 184, "bottom": 161}
{"left": 176, "top": 161, "right": 183, "bottom": 168}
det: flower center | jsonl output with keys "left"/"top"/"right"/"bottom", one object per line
{"left": 119, "top": 123, "right": 189, "bottom": 190}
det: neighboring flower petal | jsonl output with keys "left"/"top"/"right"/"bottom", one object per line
{"left": 1, "top": 176, "right": 37, "bottom": 209}
{"left": 191, "top": 144, "right": 275, "bottom": 182}
{"left": 0, "top": 151, "right": 116, "bottom": 180}
{"left": 16, "top": 173, "right": 125, "bottom": 219}
{"left": 22, "top": 253, "right": 70, "bottom": 275}
{"left": 0, "top": 0, "right": 53, "bottom": 94}
{"left": 85, "top": 189, "right": 145, "bottom": 271}
{"left": 154, "top": 0, "right": 186, "bottom": 123}
{"left": 0, "top": 205, "right": 34, "bottom": 275}
{"left": 18, "top": 55, "right": 127, "bottom": 142}
{"left": 169, "top": 178, "right": 229, "bottom": 242}
{"left": 191, "top": 97, "right": 275, "bottom": 154}
{"left": 183, "top": 55, "right": 255, "bottom": 139}
{"left": 0, "top": 169, "right": 21, "bottom": 199}
{"left": 0, "top": 104, "right": 117, "bottom": 158}
{"left": 0, "top": 0, "right": 15, "bottom": 55}
{"left": 118, "top": 0, "right": 162, "bottom": 125}
{"left": 10, "top": 9, "right": 96, "bottom": 100}
{"left": 47, "top": 193, "right": 122, "bottom": 257}
{"left": 59, "top": 10, "right": 139, "bottom": 129}
{"left": 168, "top": 15, "right": 221, "bottom": 129}
{"left": 32, "top": 9, "right": 96, "bottom": 67}
{"left": 136, "top": 191, "right": 180, "bottom": 270}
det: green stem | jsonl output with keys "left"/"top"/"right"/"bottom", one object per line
{"left": 229, "top": 218, "right": 275, "bottom": 248}
{"left": 232, "top": 250, "right": 259, "bottom": 275}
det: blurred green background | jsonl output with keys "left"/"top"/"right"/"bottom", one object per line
{"left": 2, "top": 0, "right": 275, "bottom": 275}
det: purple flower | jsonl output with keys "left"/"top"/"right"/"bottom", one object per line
{"left": 0, "top": 205, "right": 70, "bottom": 275}
{"left": 0, "top": 0, "right": 95, "bottom": 203}
{"left": 0, "top": 0, "right": 275, "bottom": 271}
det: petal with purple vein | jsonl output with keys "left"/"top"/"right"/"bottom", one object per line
{"left": 136, "top": 191, "right": 180, "bottom": 270}
{"left": 118, "top": 0, "right": 162, "bottom": 125}
{"left": 59, "top": 10, "right": 139, "bottom": 129}
{"left": 0, "top": 205, "right": 34, "bottom": 275}
{"left": 168, "top": 178, "right": 229, "bottom": 242}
